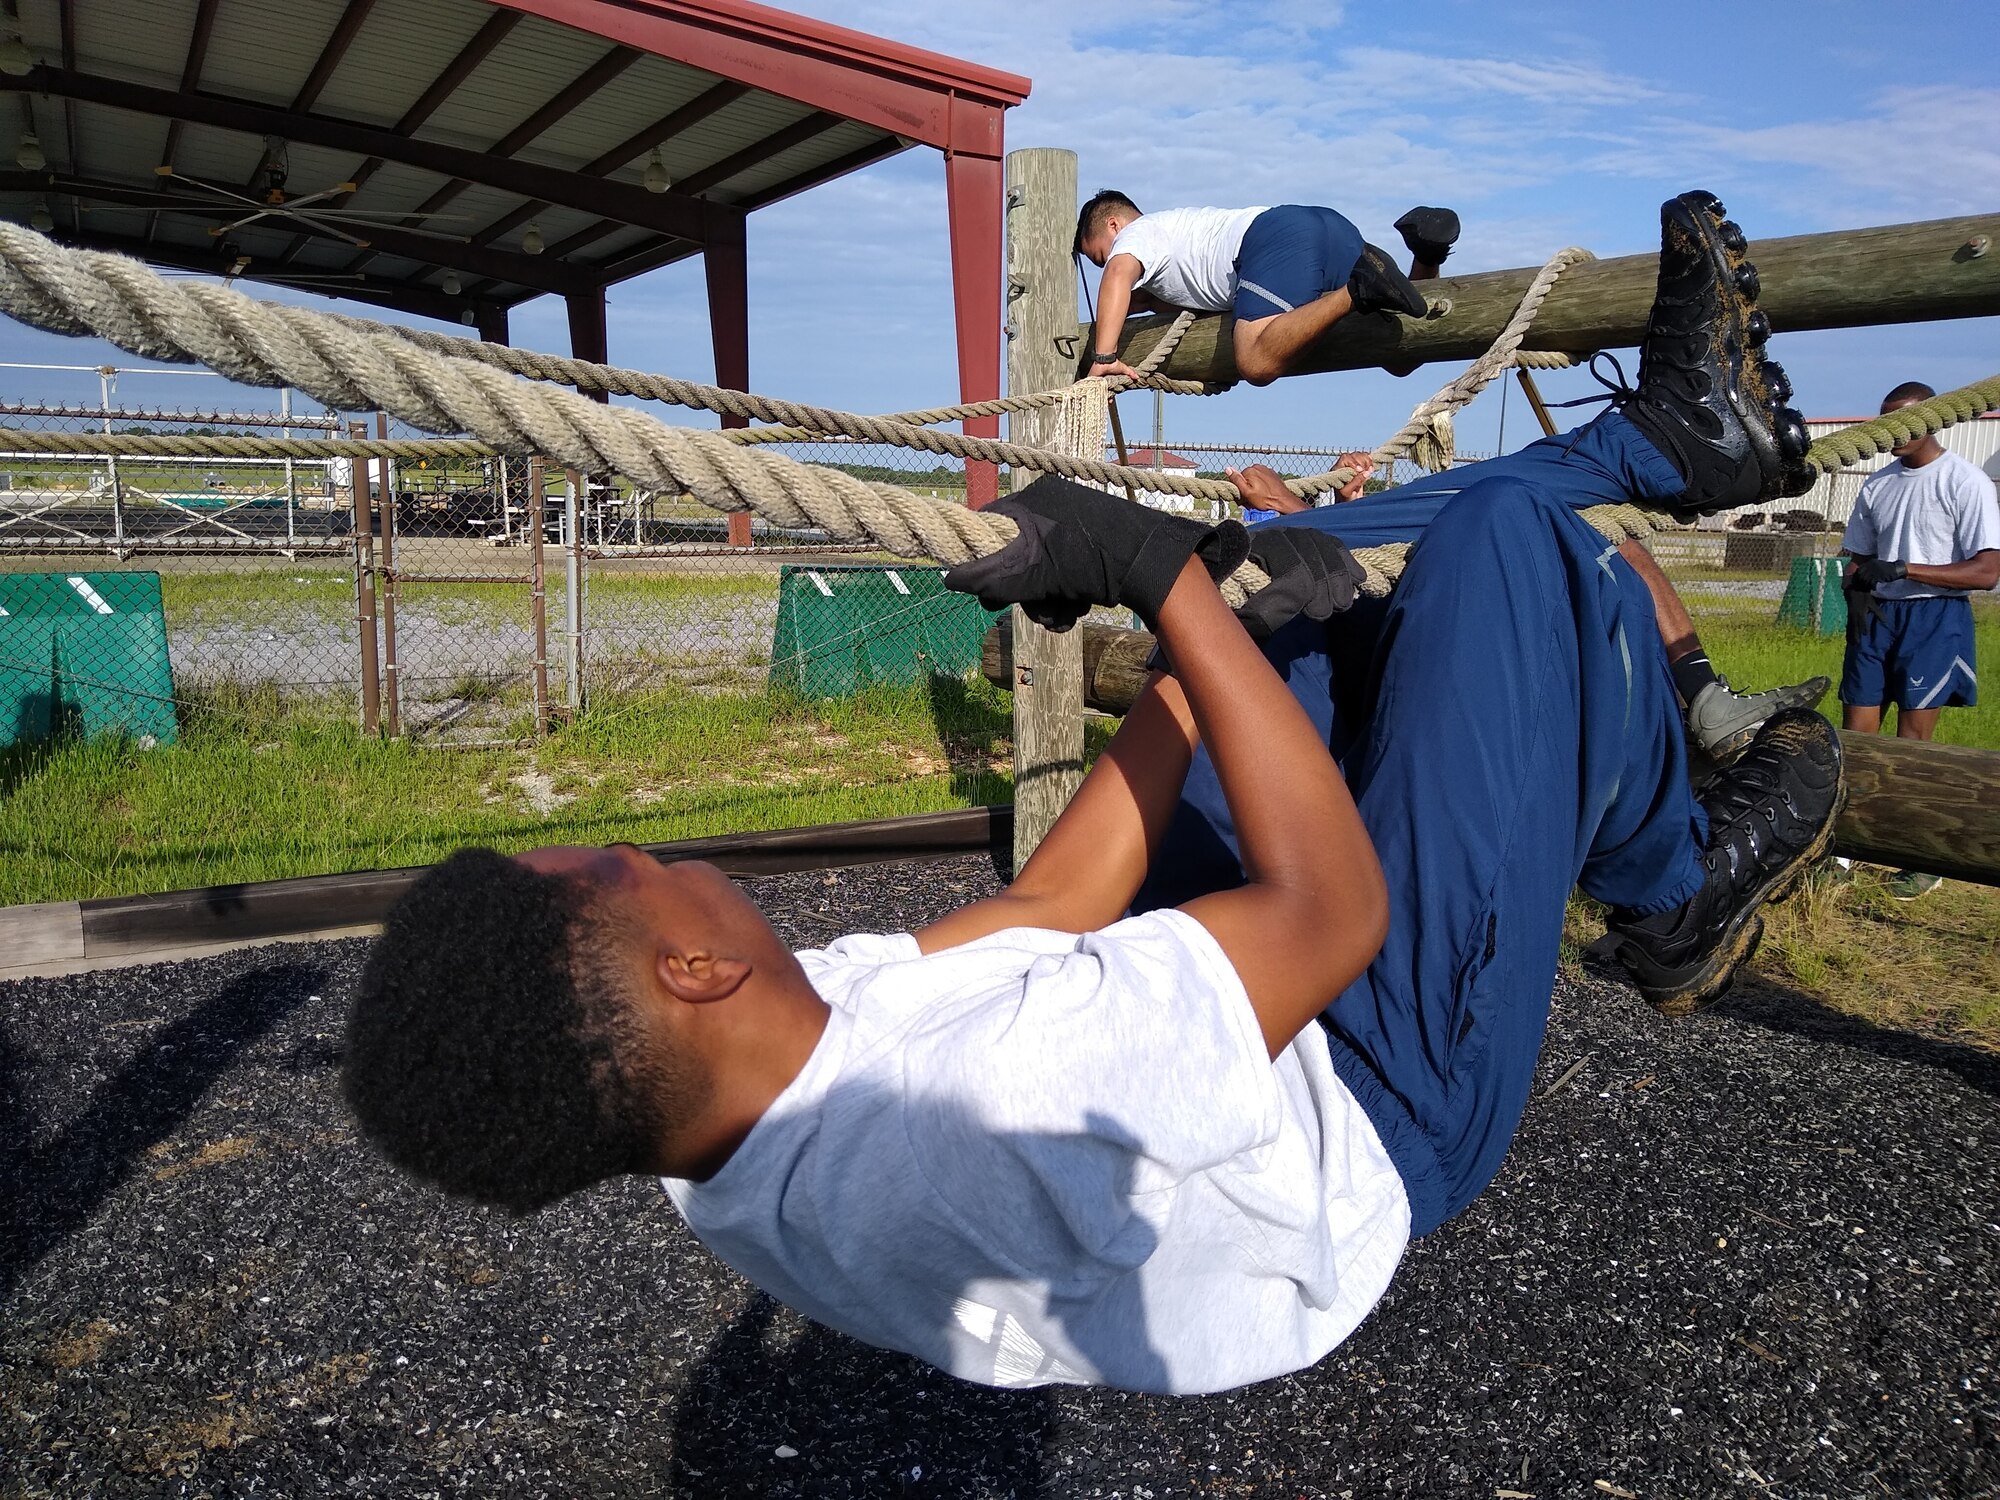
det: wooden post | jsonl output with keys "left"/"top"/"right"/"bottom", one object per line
{"left": 1098, "top": 211, "right": 2000, "bottom": 383}
{"left": 528, "top": 457, "right": 551, "bottom": 735}
{"left": 350, "top": 420, "right": 380, "bottom": 736}
{"left": 1004, "top": 146, "right": 1086, "bottom": 873}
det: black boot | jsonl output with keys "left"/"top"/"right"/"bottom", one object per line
{"left": 1619, "top": 191, "right": 1814, "bottom": 519}
{"left": 1607, "top": 708, "right": 1845, "bottom": 1016}
{"left": 1347, "top": 242, "right": 1430, "bottom": 318}
{"left": 1394, "top": 206, "right": 1461, "bottom": 267}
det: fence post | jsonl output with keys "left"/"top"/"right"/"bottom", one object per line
{"left": 564, "top": 467, "right": 585, "bottom": 717}
{"left": 1004, "top": 146, "right": 1087, "bottom": 872}
{"left": 375, "top": 412, "right": 401, "bottom": 736}
{"left": 350, "top": 420, "right": 381, "bottom": 736}
{"left": 528, "top": 457, "right": 551, "bottom": 735}
{"left": 280, "top": 386, "right": 297, "bottom": 549}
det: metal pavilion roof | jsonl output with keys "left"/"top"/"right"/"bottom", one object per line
{"left": 0, "top": 0, "right": 1030, "bottom": 342}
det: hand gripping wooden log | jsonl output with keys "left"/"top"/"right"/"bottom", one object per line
{"left": 982, "top": 617, "right": 2000, "bottom": 888}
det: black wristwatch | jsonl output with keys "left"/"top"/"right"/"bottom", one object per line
{"left": 1090, "top": 352, "right": 1119, "bottom": 365}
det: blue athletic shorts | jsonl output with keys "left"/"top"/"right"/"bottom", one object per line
{"left": 1233, "top": 206, "right": 1364, "bottom": 322}
{"left": 1840, "top": 594, "right": 1979, "bottom": 710}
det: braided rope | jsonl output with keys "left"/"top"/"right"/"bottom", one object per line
{"left": 1292, "top": 248, "right": 1597, "bottom": 502}
{"left": 0, "top": 225, "right": 1826, "bottom": 607}
{"left": 1802, "top": 374, "right": 2000, "bottom": 472}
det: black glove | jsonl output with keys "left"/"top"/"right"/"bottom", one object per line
{"left": 1233, "top": 526, "right": 1366, "bottom": 638}
{"left": 1394, "top": 206, "right": 1461, "bottom": 266}
{"left": 943, "top": 475, "right": 1249, "bottom": 632}
{"left": 1847, "top": 556, "right": 1907, "bottom": 589}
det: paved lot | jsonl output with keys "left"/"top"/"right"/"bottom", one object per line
{"left": 3, "top": 853, "right": 1996, "bottom": 1498}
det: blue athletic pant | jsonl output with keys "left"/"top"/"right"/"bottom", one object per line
{"left": 1133, "top": 413, "right": 1708, "bottom": 1236}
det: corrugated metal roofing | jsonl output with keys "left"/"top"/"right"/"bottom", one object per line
{"left": 0, "top": 0, "right": 1013, "bottom": 318}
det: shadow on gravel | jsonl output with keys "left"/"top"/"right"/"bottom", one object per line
{"left": 1717, "top": 973, "right": 2000, "bottom": 1099}
{"left": 666, "top": 1292, "right": 1054, "bottom": 1497}
{"left": 0, "top": 960, "right": 323, "bottom": 1300}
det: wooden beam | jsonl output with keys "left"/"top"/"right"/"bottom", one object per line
{"left": 1003, "top": 147, "right": 1086, "bottom": 870}
{"left": 982, "top": 618, "right": 2000, "bottom": 887}
{"left": 1100, "top": 212, "right": 2000, "bottom": 382}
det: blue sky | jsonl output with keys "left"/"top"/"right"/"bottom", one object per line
{"left": 3, "top": 0, "right": 1996, "bottom": 456}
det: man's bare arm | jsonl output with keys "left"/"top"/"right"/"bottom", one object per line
{"left": 915, "top": 672, "right": 1200, "bottom": 953}
{"left": 1086, "top": 253, "right": 1146, "bottom": 381}
{"left": 1155, "top": 561, "right": 1386, "bottom": 1056}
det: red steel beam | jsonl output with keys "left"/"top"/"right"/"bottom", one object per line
{"left": 488, "top": 0, "right": 1029, "bottom": 147}
{"left": 945, "top": 149, "right": 1003, "bottom": 508}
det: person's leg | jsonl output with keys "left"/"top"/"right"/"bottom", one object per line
{"left": 1231, "top": 208, "right": 1368, "bottom": 387}
{"left": 1843, "top": 704, "right": 1884, "bottom": 734}
{"left": 1897, "top": 708, "right": 1940, "bottom": 741}
{"left": 1137, "top": 480, "right": 1704, "bottom": 1235}
{"left": 1840, "top": 598, "right": 1893, "bottom": 735}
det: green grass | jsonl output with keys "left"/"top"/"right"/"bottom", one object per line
{"left": 0, "top": 674, "right": 1062, "bottom": 906}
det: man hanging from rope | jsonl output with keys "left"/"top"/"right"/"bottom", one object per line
{"left": 1074, "top": 192, "right": 1458, "bottom": 386}
{"left": 342, "top": 192, "right": 1835, "bottom": 1396}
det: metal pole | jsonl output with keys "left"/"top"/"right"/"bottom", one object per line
{"left": 280, "top": 386, "right": 297, "bottom": 547}
{"left": 378, "top": 443, "right": 402, "bottom": 740}
{"left": 99, "top": 366, "right": 123, "bottom": 552}
{"left": 498, "top": 455, "right": 514, "bottom": 543}
{"left": 564, "top": 466, "right": 584, "bottom": 717}
{"left": 529, "top": 457, "right": 550, "bottom": 735}
{"left": 351, "top": 420, "right": 381, "bottom": 735}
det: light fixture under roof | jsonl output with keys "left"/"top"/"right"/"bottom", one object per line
{"left": 643, "top": 149, "right": 670, "bottom": 194}
{"left": 29, "top": 200, "right": 52, "bottom": 232}
{"left": 0, "top": 33, "right": 32, "bottom": 77}
{"left": 521, "top": 222, "right": 544, "bottom": 256}
{"left": 440, "top": 271, "right": 462, "bottom": 296}
{"left": 16, "top": 131, "right": 44, "bottom": 172}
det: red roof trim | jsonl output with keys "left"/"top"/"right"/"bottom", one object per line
{"left": 489, "top": 0, "right": 1028, "bottom": 149}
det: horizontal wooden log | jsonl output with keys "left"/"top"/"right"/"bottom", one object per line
{"left": 982, "top": 618, "right": 2000, "bottom": 886}
{"left": 1093, "top": 212, "right": 2000, "bottom": 381}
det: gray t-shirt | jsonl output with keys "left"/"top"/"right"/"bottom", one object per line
{"left": 1841, "top": 449, "right": 2000, "bottom": 599}
{"left": 663, "top": 910, "right": 1409, "bottom": 1395}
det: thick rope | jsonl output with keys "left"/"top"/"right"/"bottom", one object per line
{"left": 11, "top": 225, "right": 1954, "bottom": 608}
{"left": 1292, "top": 248, "right": 1596, "bottom": 502}
{"left": 1802, "top": 374, "right": 2000, "bottom": 472}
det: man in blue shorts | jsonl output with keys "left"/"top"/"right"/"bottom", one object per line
{"left": 1074, "top": 192, "right": 1457, "bottom": 387}
{"left": 1838, "top": 379, "right": 2000, "bottom": 895}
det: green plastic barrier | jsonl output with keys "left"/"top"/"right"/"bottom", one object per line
{"left": 0, "top": 571, "right": 179, "bottom": 748}
{"left": 769, "top": 563, "right": 1004, "bottom": 699}
{"left": 1775, "top": 556, "right": 1848, "bottom": 636}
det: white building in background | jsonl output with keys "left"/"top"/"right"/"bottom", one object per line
{"left": 1699, "top": 413, "right": 2000, "bottom": 529}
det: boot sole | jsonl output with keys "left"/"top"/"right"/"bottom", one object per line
{"left": 1664, "top": 193, "right": 1783, "bottom": 487}
{"left": 1613, "top": 746, "right": 1849, "bottom": 1017}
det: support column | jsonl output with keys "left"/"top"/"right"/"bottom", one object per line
{"left": 565, "top": 288, "right": 608, "bottom": 402}
{"left": 705, "top": 208, "right": 754, "bottom": 548}
{"left": 946, "top": 147, "right": 1004, "bottom": 509}
{"left": 474, "top": 302, "right": 511, "bottom": 346}
{"left": 1003, "top": 146, "right": 1086, "bottom": 870}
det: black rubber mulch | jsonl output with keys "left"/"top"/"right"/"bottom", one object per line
{"left": 3, "top": 852, "right": 1996, "bottom": 1499}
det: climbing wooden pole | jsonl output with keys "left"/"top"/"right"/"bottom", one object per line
{"left": 982, "top": 618, "right": 2000, "bottom": 888}
{"left": 1100, "top": 212, "right": 2000, "bottom": 382}
{"left": 1004, "top": 146, "right": 1088, "bottom": 870}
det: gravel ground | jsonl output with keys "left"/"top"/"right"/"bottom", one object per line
{"left": 3, "top": 853, "right": 1996, "bottom": 1500}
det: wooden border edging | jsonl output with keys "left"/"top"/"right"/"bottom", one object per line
{"left": 0, "top": 807, "right": 1013, "bottom": 979}
{"left": 983, "top": 619, "right": 2000, "bottom": 887}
